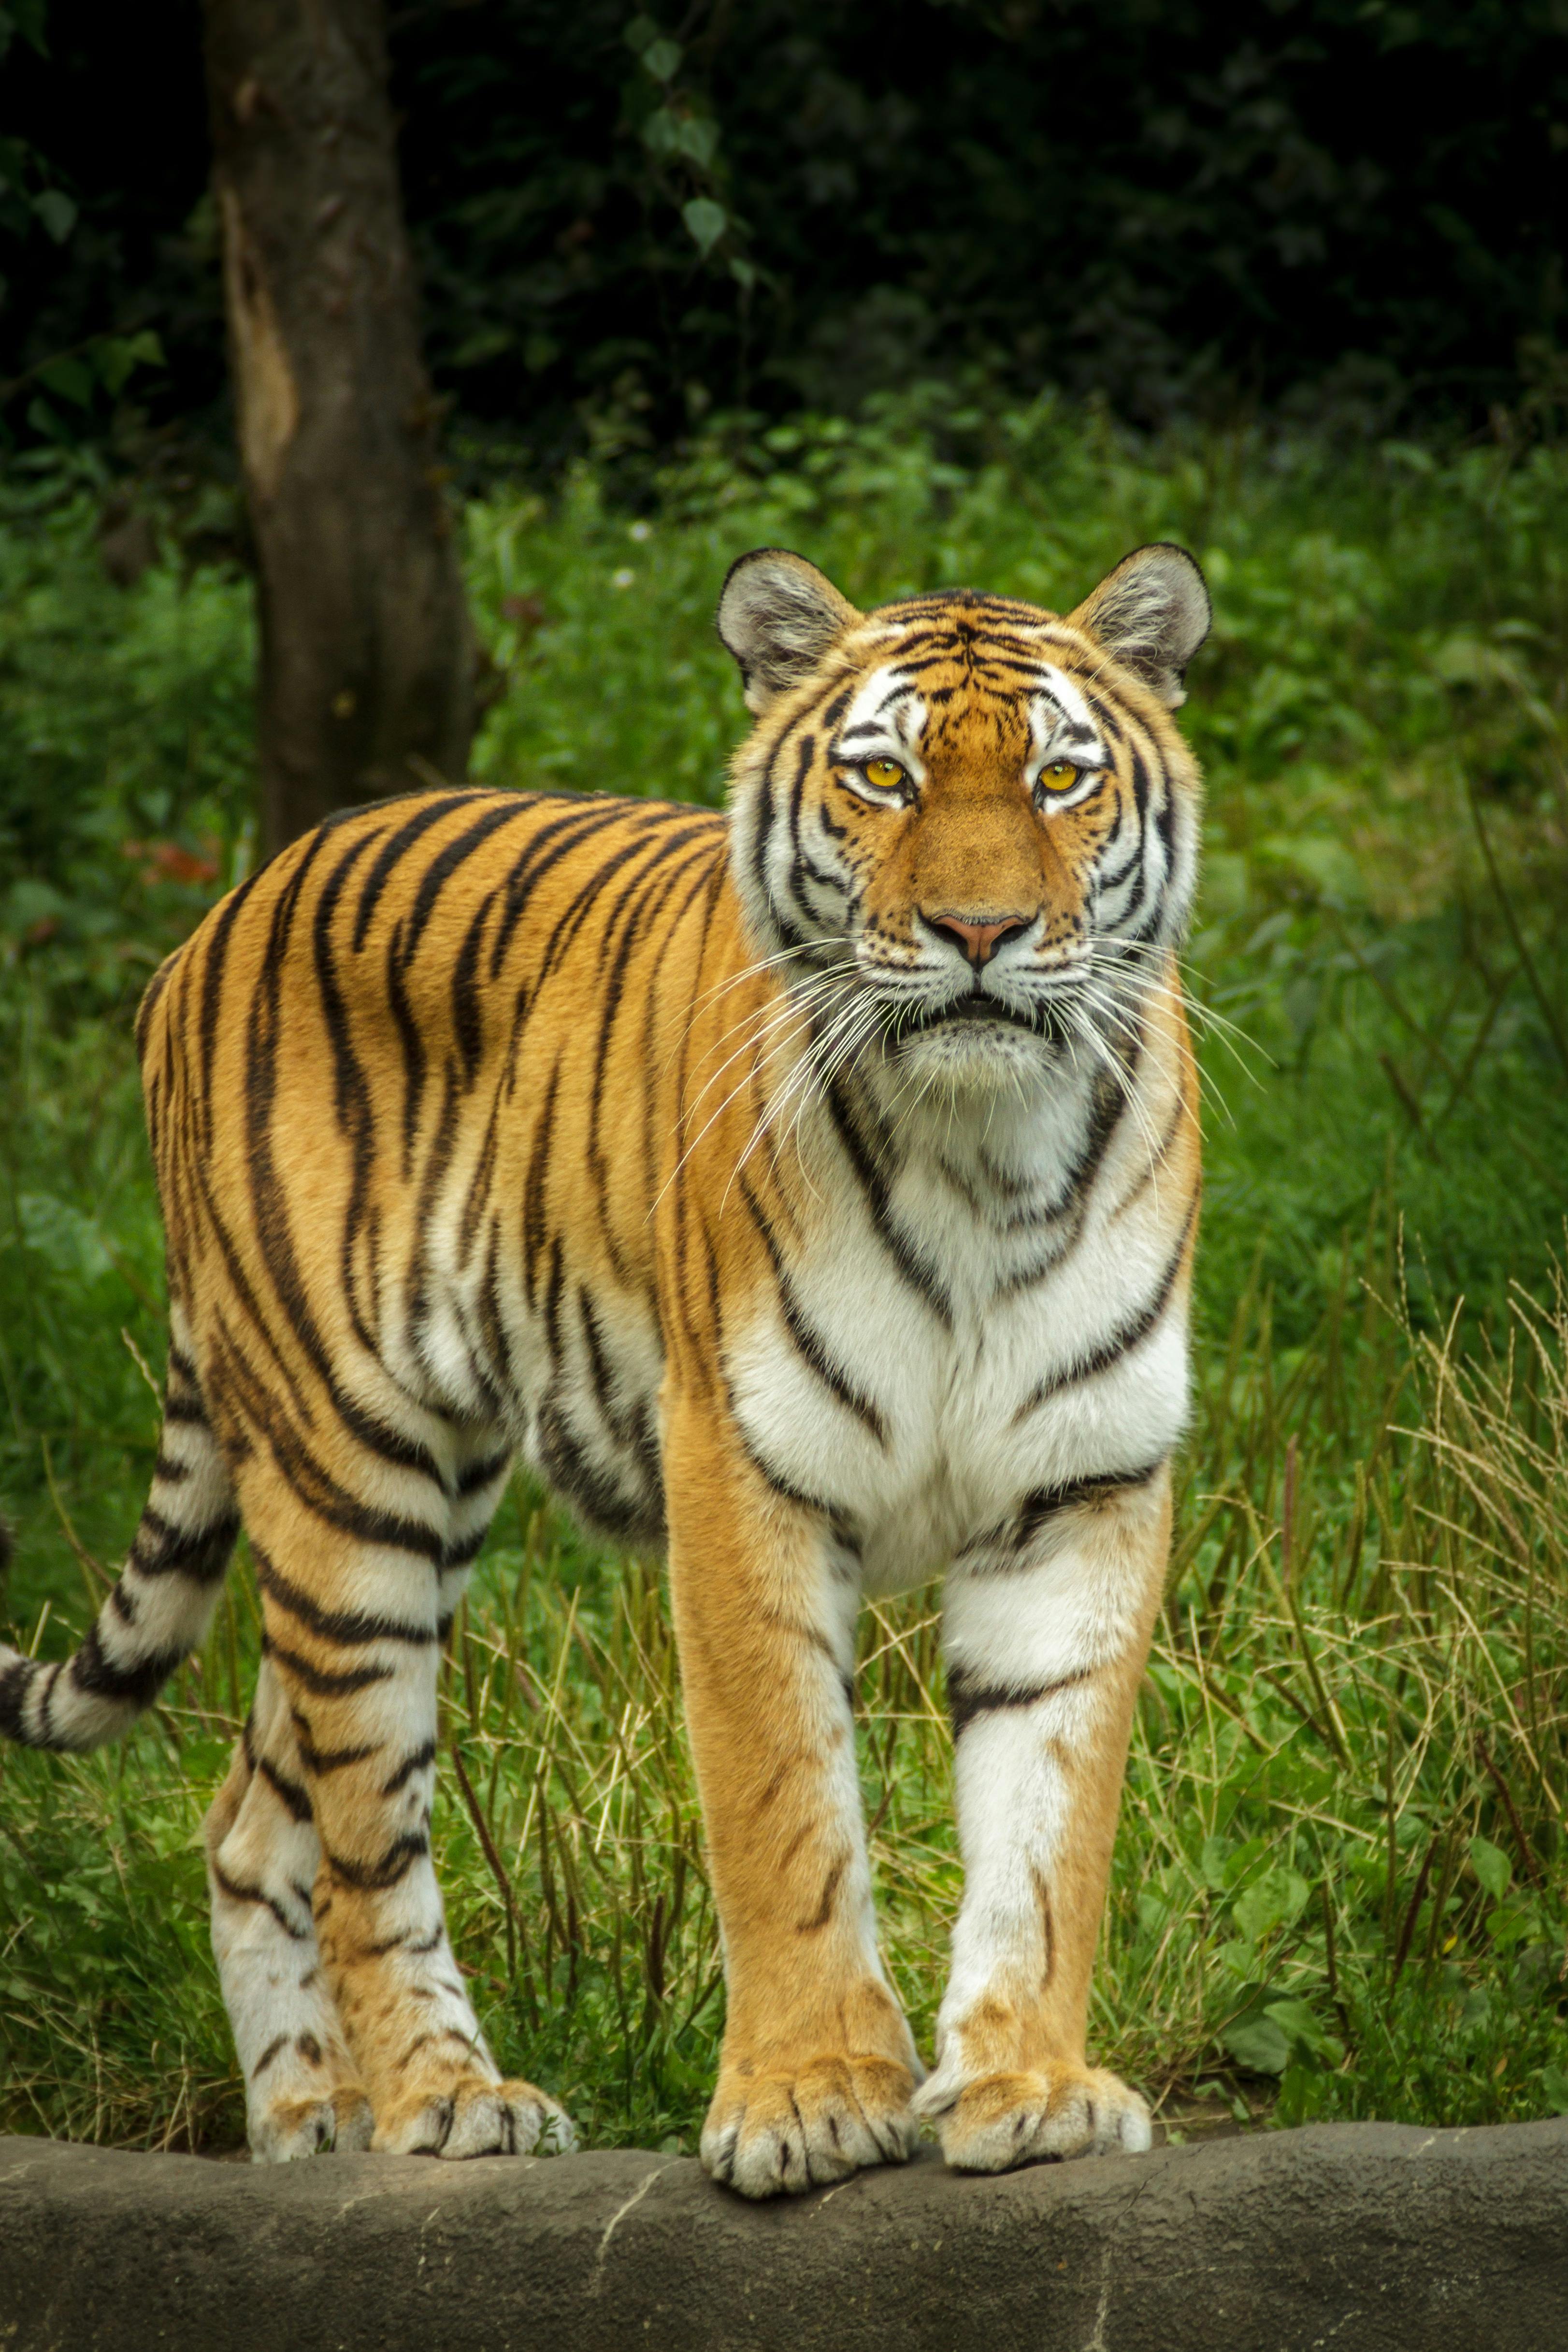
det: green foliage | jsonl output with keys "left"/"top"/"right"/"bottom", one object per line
{"left": 2, "top": 395, "right": 1568, "bottom": 2152}
{"left": 7, "top": 3, "right": 1568, "bottom": 462}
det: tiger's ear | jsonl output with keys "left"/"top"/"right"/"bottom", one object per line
{"left": 717, "top": 548, "right": 859, "bottom": 715}
{"left": 1068, "top": 543, "right": 1211, "bottom": 710}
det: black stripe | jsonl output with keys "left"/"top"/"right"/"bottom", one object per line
{"left": 1006, "top": 1458, "right": 1166, "bottom": 1554}
{"left": 209, "top": 1327, "right": 452, "bottom": 1565}
{"left": 128, "top": 1506, "right": 240, "bottom": 1582}
{"left": 385, "top": 912, "right": 429, "bottom": 1176}
{"left": 245, "top": 847, "right": 454, "bottom": 1488}
{"left": 947, "top": 1664, "right": 1093, "bottom": 1737}
{"left": 255, "top": 1550, "right": 436, "bottom": 1647}
{"left": 738, "top": 1174, "right": 888, "bottom": 1443}
{"left": 533, "top": 816, "right": 707, "bottom": 990}
{"left": 294, "top": 1725, "right": 380, "bottom": 1775}
{"left": 823, "top": 1076, "right": 953, "bottom": 1330}
{"left": 728, "top": 1392, "right": 854, "bottom": 1533}
{"left": 1012, "top": 1189, "right": 1198, "bottom": 1423}
{"left": 535, "top": 1397, "right": 651, "bottom": 1540}
{"left": 0, "top": 1654, "right": 33, "bottom": 1741}
{"left": 1113, "top": 738, "right": 1160, "bottom": 937}
{"left": 486, "top": 799, "right": 652, "bottom": 980}
{"left": 196, "top": 869, "right": 264, "bottom": 1151}
{"left": 779, "top": 734, "right": 818, "bottom": 936}
{"left": 455, "top": 1449, "right": 511, "bottom": 1499}
{"left": 134, "top": 948, "right": 178, "bottom": 1060}
{"left": 70, "top": 1625, "right": 186, "bottom": 1708}
{"left": 585, "top": 832, "right": 714, "bottom": 1213}
{"left": 381, "top": 1739, "right": 437, "bottom": 1796}
{"left": 438, "top": 1524, "right": 489, "bottom": 1571}
{"left": 520, "top": 1058, "right": 561, "bottom": 1310}
{"left": 261, "top": 1635, "right": 396, "bottom": 1698}
{"left": 324, "top": 1832, "right": 430, "bottom": 1892}
{"left": 400, "top": 798, "right": 538, "bottom": 968}
{"left": 251, "top": 2034, "right": 290, "bottom": 2078}
{"left": 258, "top": 1754, "right": 314, "bottom": 1823}
{"left": 450, "top": 889, "right": 496, "bottom": 1088}
{"left": 1111, "top": 1079, "right": 1188, "bottom": 1220}
{"left": 350, "top": 796, "right": 481, "bottom": 952}
{"left": 213, "top": 1861, "right": 310, "bottom": 1940}
{"left": 313, "top": 828, "right": 387, "bottom": 1365}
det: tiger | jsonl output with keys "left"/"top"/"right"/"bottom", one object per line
{"left": 0, "top": 539, "right": 1207, "bottom": 2194}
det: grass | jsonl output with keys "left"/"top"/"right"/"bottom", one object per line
{"left": 2, "top": 388, "right": 1567, "bottom": 2153}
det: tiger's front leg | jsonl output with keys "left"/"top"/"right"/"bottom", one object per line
{"left": 913, "top": 1470, "right": 1171, "bottom": 2169}
{"left": 664, "top": 1390, "right": 921, "bottom": 2199}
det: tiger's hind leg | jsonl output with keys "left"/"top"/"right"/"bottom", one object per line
{"left": 204, "top": 1656, "right": 374, "bottom": 2161}
{"left": 232, "top": 1435, "right": 576, "bottom": 2160}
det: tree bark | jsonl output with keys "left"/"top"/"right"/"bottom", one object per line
{"left": 202, "top": 0, "right": 475, "bottom": 855}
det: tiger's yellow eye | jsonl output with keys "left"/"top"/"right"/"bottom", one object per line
{"left": 1038, "top": 758, "right": 1079, "bottom": 793}
{"left": 862, "top": 758, "right": 907, "bottom": 794}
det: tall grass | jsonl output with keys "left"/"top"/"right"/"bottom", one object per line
{"left": 2, "top": 391, "right": 1567, "bottom": 2151}
{"left": 4, "top": 1246, "right": 1565, "bottom": 2150}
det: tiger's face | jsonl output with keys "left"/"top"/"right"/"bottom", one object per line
{"left": 719, "top": 546, "right": 1209, "bottom": 1094}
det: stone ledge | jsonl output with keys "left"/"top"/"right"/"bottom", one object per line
{"left": 2, "top": 2119, "right": 1565, "bottom": 2352}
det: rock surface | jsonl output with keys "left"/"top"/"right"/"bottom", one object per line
{"left": 2, "top": 2119, "right": 1566, "bottom": 2351}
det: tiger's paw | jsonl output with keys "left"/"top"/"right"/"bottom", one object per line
{"left": 372, "top": 2074, "right": 578, "bottom": 2159}
{"left": 915, "top": 2061, "right": 1151, "bottom": 2172}
{"left": 250, "top": 2083, "right": 374, "bottom": 2164}
{"left": 701, "top": 2054, "right": 917, "bottom": 2200}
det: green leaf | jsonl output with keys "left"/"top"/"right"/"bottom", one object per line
{"left": 641, "top": 107, "right": 683, "bottom": 161}
{"left": 673, "top": 115, "right": 719, "bottom": 168}
{"left": 36, "top": 356, "right": 93, "bottom": 409}
{"left": 640, "top": 36, "right": 681, "bottom": 82}
{"left": 680, "top": 197, "right": 726, "bottom": 256}
{"left": 32, "top": 188, "right": 76, "bottom": 243}
{"left": 97, "top": 328, "right": 166, "bottom": 396}
{"left": 622, "top": 13, "right": 661, "bottom": 54}
{"left": 1541, "top": 2065, "right": 1568, "bottom": 2116}
{"left": 1263, "top": 1997, "right": 1345, "bottom": 2068}
{"left": 1484, "top": 1901, "right": 1534, "bottom": 1951}
{"left": 1232, "top": 1865, "right": 1311, "bottom": 1944}
{"left": 24, "top": 393, "right": 65, "bottom": 441}
{"left": 1222, "top": 2011, "right": 1292, "bottom": 2075}
{"left": 1470, "top": 1835, "right": 1511, "bottom": 1904}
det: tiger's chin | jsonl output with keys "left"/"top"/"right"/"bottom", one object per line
{"left": 886, "top": 1014, "right": 1065, "bottom": 1095}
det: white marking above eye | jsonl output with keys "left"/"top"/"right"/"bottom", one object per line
{"left": 1026, "top": 669, "right": 1108, "bottom": 811}
{"left": 833, "top": 668, "right": 928, "bottom": 789}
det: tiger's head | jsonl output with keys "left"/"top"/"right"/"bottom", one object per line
{"left": 718, "top": 544, "right": 1209, "bottom": 1096}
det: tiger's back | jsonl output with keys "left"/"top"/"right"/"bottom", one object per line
{"left": 139, "top": 785, "right": 735, "bottom": 1546}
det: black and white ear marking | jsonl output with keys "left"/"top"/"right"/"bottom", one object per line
{"left": 716, "top": 548, "right": 860, "bottom": 715}
{"left": 1068, "top": 543, "right": 1211, "bottom": 710}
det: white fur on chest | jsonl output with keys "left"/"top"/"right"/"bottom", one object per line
{"left": 724, "top": 1078, "right": 1190, "bottom": 1592}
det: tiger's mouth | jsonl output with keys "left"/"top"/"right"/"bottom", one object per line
{"left": 891, "top": 992, "right": 1071, "bottom": 1043}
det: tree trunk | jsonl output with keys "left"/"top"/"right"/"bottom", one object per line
{"left": 202, "top": 0, "right": 474, "bottom": 855}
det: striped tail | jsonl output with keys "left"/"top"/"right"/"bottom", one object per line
{"left": 0, "top": 1338, "right": 239, "bottom": 1753}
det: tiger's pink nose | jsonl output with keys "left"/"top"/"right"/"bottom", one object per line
{"left": 925, "top": 911, "right": 1030, "bottom": 967}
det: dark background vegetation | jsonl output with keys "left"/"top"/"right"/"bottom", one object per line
{"left": 6, "top": 0, "right": 1568, "bottom": 467}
